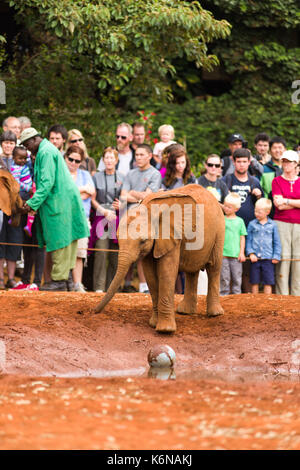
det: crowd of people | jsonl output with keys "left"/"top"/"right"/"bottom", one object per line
{"left": 0, "top": 115, "right": 299, "bottom": 297}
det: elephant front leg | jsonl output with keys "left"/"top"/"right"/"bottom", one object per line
{"left": 142, "top": 255, "right": 158, "bottom": 328}
{"left": 176, "top": 271, "right": 199, "bottom": 315}
{"left": 156, "top": 251, "right": 179, "bottom": 333}
{"left": 206, "top": 266, "right": 224, "bottom": 317}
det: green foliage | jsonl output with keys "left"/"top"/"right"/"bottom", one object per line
{"left": 4, "top": 42, "right": 97, "bottom": 113}
{"left": 1, "top": 0, "right": 299, "bottom": 175}
{"left": 8, "top": 0, "right": 231, "bottom": 100}
{"left": 0, "top": 35, "right": 7, "bottom": 69}
{"left": 204, "top": 0, "right": 300, "bottom": 86}
{"left": 135, "top": 110, "right": 158, "bottom": 146}
{"left": 206, "top": 0, "right": 300, "bottom": 28}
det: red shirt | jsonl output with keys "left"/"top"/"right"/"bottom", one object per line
{"left": 272, "top": 175, "right": 300, "bottom": 224}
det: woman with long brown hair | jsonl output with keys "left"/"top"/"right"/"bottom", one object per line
{"left": 161, "top": 144, "right": 196, "bottom": 190}
{"left": 161, "top": 144, "right": 196, "bottom": 294}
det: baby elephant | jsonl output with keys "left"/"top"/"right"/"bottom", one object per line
{"left": 94, "top": 184, "right": 225, "bottom": 333}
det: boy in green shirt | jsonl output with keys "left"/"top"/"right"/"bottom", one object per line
{"left": 220, "top": 192, "right": 247, "bottom": 295}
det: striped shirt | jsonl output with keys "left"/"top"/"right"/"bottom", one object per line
{"left": 10, "top": 163, "right": 33, "bottom": 193}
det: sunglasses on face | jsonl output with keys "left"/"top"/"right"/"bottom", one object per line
{"left": 67, "top": 156, "right": 81, "bottom": 164}
{"left": 116, "top": 135, "right": 127, "bottom": 140}
{"left": 207, "top": 163, "right": 221, "bottom": 168}
{"left": 70, "top": 138, "right": 83, "bottom": 144}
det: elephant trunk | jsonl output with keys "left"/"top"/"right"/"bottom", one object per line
{"left": 94, "top": 251, "right": 137, "bottom": 313}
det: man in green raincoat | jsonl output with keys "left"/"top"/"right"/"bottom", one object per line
{"left": 20, "top": 127, "right": 90, "bottom": 291}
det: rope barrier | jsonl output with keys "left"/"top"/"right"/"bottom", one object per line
{"left": 0, "top": 242, "right": 119, "bottom": 253}
{"left": 0, "top": 241, "right": 299, "bottom": 260}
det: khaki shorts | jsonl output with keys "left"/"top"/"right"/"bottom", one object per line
{"left": 77, "top": 219, "right": 90, "bottom": 259}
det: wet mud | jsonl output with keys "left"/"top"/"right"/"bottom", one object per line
{"left": 0, "top": 291, "right": 299, "bottom": 450}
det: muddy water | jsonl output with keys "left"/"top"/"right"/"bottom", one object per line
{"left": 40, "top": 365, "right": 300, "bottom": 384}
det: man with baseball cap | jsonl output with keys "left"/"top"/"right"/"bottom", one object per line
{"left": 222, "top": 133, "right": 245, "bottom": 176}
{"left": 20, "top": 127, "right": 90, "bottom": 291}
{"left": 222, "top": 132, "right": 263, "bottom": 178}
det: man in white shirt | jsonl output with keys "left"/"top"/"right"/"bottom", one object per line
{"left": 121, "top": 144, "right": 161, "bottom": 293}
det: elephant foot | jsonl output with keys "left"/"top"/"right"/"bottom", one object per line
{"left": 155, "top": 318, "right": 176, "bottom": 334}
{"left": 207, "top": 304, "right": 224, "bottom": 318}
{"left": 176, "top": 300, "right": 197, "bottom": 316}
{"left": 149, "top": 312, "right": 158, "bottom": 328}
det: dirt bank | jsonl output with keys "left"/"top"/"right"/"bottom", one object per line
{"left": 0, "top": 291, "right": 299, "bottom": 450}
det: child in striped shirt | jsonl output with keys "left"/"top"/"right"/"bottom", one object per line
{"left": 11, "top": 146, "right": 35, "bottom": 236}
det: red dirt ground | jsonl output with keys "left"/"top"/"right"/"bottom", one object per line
{"left": 0, "top": 291, "right": 299, "bottom": 450}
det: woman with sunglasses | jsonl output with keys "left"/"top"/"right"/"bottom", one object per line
{"left": 67, "top": 129, "right": 97, "bottom": 176}
{"left": 64, "top": 145, "right": 95, "bottom": 292}
{"left": 198, "top": 154, "right": 229, "bottom": 207}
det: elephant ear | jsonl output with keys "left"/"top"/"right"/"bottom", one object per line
{"left": 0, "top": 170, "right": 22, "bottom": 225}
{"left": 151, "top": 200, "right": 183, "bottom": 259}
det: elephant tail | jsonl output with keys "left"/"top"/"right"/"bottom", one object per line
{"left": 207, "top": 223, "right": 225, "bottom": 271}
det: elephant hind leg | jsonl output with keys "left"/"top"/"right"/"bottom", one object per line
{"left": 142, "top": 255, "right": 158, "bottom": 328}
{"left": 206, "top": 265, "right": 224, "bottom": 317}
{"left": 176, "top": 271, "right": 199, "bottom": 315}
{"left": 205, "top": 230, "right": 224, "bottom": 318}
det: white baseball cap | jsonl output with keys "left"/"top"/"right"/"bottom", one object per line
{"left": 281, "top": 150, "right": 299, "bottom": 163}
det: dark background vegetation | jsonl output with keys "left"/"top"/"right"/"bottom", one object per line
{"left": 0, "top": 0, "right": 299, "bottom": 174}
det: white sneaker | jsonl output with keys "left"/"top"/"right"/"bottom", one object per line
{"left": 26, "top": 283, "right": 39, "bottom": 291}
{"left": 139, "top": 282, "right": 149, "bottom": 293}
{"left": 74, "top": 282, "right": 86, "bottom": 293}
{"left": 95, "top": 289, "right": 103, "bottom": 293}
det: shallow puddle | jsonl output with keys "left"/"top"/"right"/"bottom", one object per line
{"left": 43, "top": 365, "right": 300, "bottom": 384}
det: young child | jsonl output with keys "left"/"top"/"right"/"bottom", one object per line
{"left": 246, "top": 198, "right": 281, "bottom": 294}
{"left": 220, "top": 192, "right": 247, "bottom": 295}
{"left": 10, "top": 146, "right": 35, "bottom": 237}
{"left": 153, "top": 124, "right": 176, "bottom": 168}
